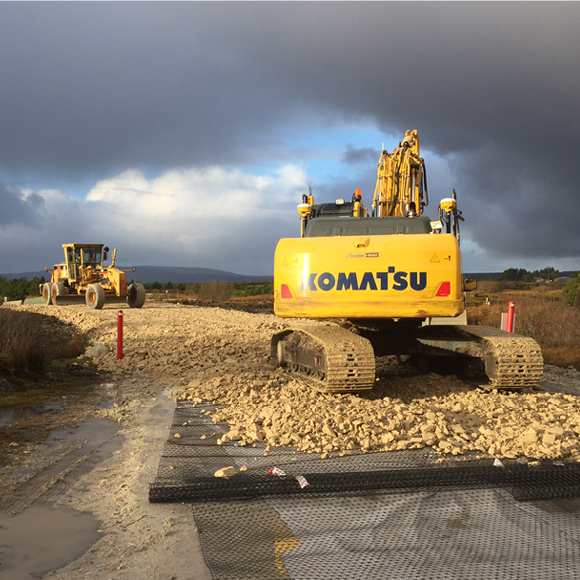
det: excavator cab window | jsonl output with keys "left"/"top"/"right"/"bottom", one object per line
{"left": 304, "top": 215, "right": 433, "bottom": 237}
{"left": 312, "top": 202, "right": 355, "bottom": 218}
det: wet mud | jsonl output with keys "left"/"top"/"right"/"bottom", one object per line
{"left": 0, "top": 504, "right": 102, "bottom": 580}
{"left": 0, "top": 417, "right": 123, "bottom": 578}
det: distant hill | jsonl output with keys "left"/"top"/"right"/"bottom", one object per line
{"left": 0, "top": 266, "right": 273, "bottom": 284}
{"left": 127, "top": 266, "right": 273, "bottom": 284}
{"left": 466, "top": 271, "right": 579, "bottom": 281}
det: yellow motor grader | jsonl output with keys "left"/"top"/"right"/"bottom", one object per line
{"left": 41, "top": 243, "right": 146, "bottom": 310}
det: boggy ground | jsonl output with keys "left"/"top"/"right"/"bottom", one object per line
{"left": 0, "top": 302, "right": 579, "bottom": 578}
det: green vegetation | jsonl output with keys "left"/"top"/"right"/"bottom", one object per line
{"left": 497, "top": 266, "right": 561, "bottom": 282}
{"left": 144, "top": 281, "right": 184, "bottom": 291}
{"left": 142, "top": 280, "right": 274, "bottom": 300}
{"left": 233, "top": 282, "right": 274, "bottom": 297}
{"left": 192, "top": 281, "right": 234, "bottom": 301}
{"left": 0, "top": 276, "right": 47, "bottom": 301}
{"left": 1, "top": 275, "right": 274, "bottom": 301}
{"left": 563, "top": 273, "right": 580, "bottom": 308}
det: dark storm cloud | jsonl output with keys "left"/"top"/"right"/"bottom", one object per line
{"left": 342, "top": 146, "right": 377, "bottom": 166}
{"left": 0, "top": 2, "right": 578, "bottom": 265}
{"left": 0, "top": 184, "right": 44, "bottom": 226}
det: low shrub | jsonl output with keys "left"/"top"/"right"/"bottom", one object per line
{"left": 0, "top": 310, "right": 87, "bottom": 373}
{"left": 194, "top": 281, "right": 235, "bottom": 302}
{"left": 11, "top": 346, "right": 46, "bottom": 373}
{"left": 563, "top": 274, "right": 580, "bottom": 308}
{"left": 542, "top": 347, "right": 580, "bottom": 370}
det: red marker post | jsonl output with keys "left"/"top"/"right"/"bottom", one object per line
{"left": 506, "top": 302, "right": 515, "bottom": 333}
{"left": 117, "top": 310, "right": 124, "bottom": 360}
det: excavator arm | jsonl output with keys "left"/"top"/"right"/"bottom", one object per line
{"left": 372, "top": 129, "right": 428, "bottom": 218}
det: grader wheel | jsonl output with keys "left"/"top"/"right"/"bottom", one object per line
{"left": 86, "top": 284, "right": 106, "bottom": 310}
{"left": 51, "top": 281, "right": 69, "bottom": 305}
{"left": 127, "top": 283, "right": 146, "bottom": 308}
{"left": 42, "top": 283, "right": 53, "bottom": 305}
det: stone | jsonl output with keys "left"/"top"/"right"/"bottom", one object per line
{"left": 227, "top": 429, "right": 242, "bottom": 441}
{"left": 214, "top": 466, "right": 236, "bottom": 478}
{"left": 381, "top": 433, "right": 395, "bottom": 445}
{"left": 521, "top": 429, "right": 537, "bottom": 445}
{"left": 542, "top": 432, "right": 556, "bottom": 446}
{"left": 86, "top": 343, "right": 109, "bottom": 358}
{"left": 247, "top": 423, "right": 264, "bottom": 442}
{"left": 322, "top": 422, "right": 336, "bottom": 438}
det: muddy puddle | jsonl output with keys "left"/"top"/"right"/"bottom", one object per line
{"left": 0, "top": 404, "right": 63, "bottom": 427}
{"left": 0, "top": 417, "right": 124, "bottom": 577}
{"left": 0, "top": 504, "right": 102, "bottom": 579}
{"left": 44, "top": 416, "right": 122, "bottom": 449}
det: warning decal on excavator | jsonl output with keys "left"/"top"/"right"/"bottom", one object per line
{"left": 430, "top": 253, "right": 440, "bottom": 263}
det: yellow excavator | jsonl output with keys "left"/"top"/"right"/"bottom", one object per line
{"left": 272, "top": 130, "right": 543, "bottom": 392}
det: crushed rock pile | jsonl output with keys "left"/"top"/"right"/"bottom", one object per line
{"left": 173, "top": 371, "right": 580, "bottom": 461}
{"left": 11, "top": 303, "right": 580, "bottom": 461}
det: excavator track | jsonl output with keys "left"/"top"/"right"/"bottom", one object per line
{"left": 417, "top": 325, "right": 544, "bottom": 389}
{"left": 272, "top": 326, "right": 376, "bottom": 392}
{"left": 459, "top": 326, "right": 544, "bottom": 389}
{"left": 273, "top": 324, "right": 543, "bottom": 393}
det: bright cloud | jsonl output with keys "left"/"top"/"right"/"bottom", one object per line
{"left": 0, "top": 164, "right": 309, "bottom": 276}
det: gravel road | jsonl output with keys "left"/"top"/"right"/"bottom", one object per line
{"left": 1, "top": 302, "right": 579, "bottom": 578}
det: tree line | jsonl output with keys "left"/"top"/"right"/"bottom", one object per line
{"left": 495, "top": 267, "right": 580, "bottom": 308}
{"left": 0, "top": 276, "right": 47, "bottom": 301}
{"left": 497, "top": 267, "right": 562, "bottom": 282}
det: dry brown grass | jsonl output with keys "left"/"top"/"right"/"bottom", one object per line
{"left": 468, "top": 295, "right": 580, "bottom": 370}
{"left": 193, "top": 281, "right": 235, "bottom": 302}
{"left": 0, "top": 310, "right": 87, "bottom": 373}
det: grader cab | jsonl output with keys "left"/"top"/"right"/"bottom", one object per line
{"left": 41, "top": 243, "right": 146, "bottom": 310}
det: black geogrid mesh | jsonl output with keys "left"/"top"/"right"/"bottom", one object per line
{"left": 150, "top": 402, "right": 580, "bottom": 579}
{"left": 191, "top": 492, "right": 580, "bottom": 580}
{"left": 150, "top": 402, "right": 580, "bottom": 503}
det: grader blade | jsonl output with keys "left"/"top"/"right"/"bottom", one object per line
{"left": 53, "top": 294, "right": 129, "bottom": 306}
{"left": 53, "top": 294, "right": 86, "bottom": 306}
